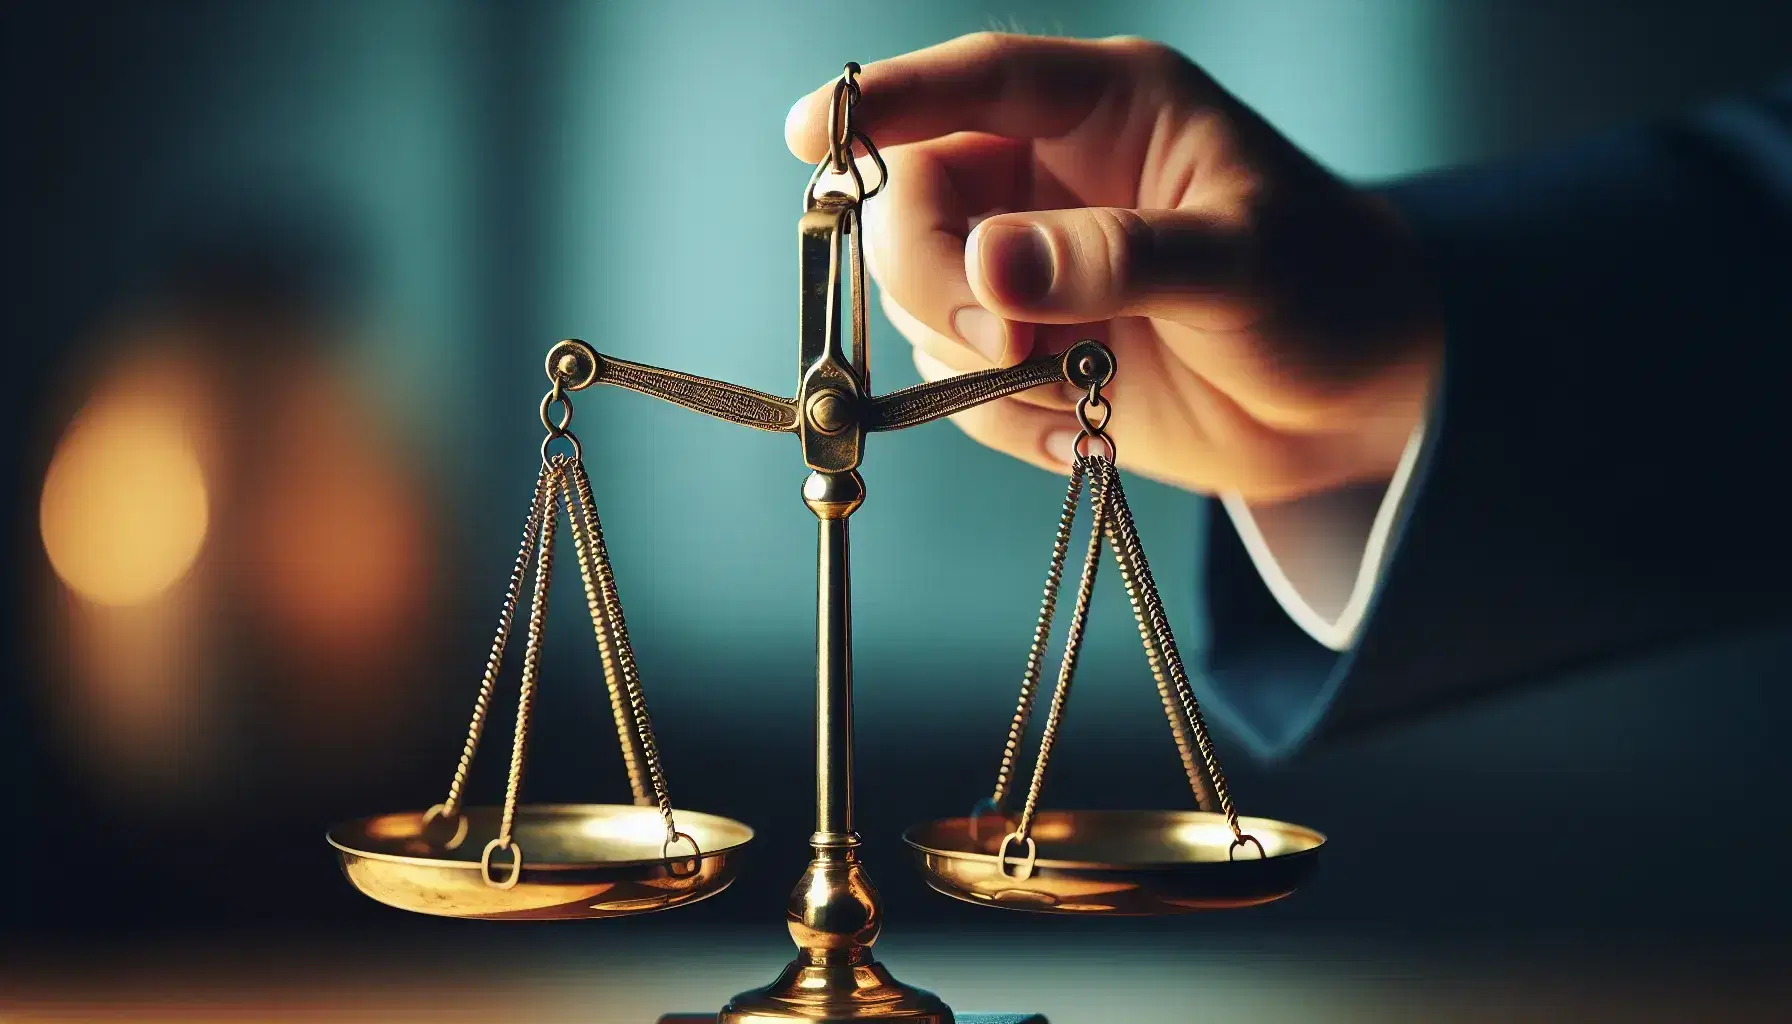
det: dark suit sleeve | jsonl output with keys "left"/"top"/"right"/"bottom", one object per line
{"left": 1199, "top": 76, "right": 1792, "bottom": 758}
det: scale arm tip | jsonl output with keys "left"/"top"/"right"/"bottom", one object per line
{"left": 865, "top": 340, "right": 1113, "bottom": 433}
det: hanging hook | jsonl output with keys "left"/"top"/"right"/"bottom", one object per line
{"left": 808, "top": 62, "right": 887, "bottom": 209}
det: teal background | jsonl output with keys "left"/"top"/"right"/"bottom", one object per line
{"left": 95, "top": 0, "right": 1792, "bottom": 740}
{"left": 9, "top": 0, "right": 1792, "bottom": 940}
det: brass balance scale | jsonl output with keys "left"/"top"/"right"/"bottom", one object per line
{"left": 326, "top": 64, "right": 1325, "bottom": 1023}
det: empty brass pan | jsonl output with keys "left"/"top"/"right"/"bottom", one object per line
{"left": 903, "top": 809, "right": 1322, "bottom": 915}
{"left": 328, "top": 804, "right": 752, "bottom": 920}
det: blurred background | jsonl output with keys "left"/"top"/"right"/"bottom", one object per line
{"left": 4, "top": 0, "right": 1791, "bottom": 1020}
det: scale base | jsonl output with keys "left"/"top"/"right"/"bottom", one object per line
{"left": 664, "top": 1016, "right": 1042, "bottom": 1023}
{"left": 704, "top": 953, "right": 955, "bottom": 1023}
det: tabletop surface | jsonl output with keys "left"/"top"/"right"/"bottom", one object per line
{"left": 4, "top": 928, "right": 1787, "bottom": 1023}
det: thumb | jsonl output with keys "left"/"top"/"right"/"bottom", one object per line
{"left": 966, "top": 207, "right": 1253, "bottom": 326}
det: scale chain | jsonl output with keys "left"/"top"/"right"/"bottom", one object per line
{"left": 481, "top": 458, "right": 562, "bottom": 888}
{"left": 564, "top": 459, "right": 692, "bottom": 857}
{"left": 986, "top": 458, "right": 1087, "bottom": 818}
{"left": 992, "top": 367, "right": 1264, "bottom": 871}
{"left": 997, "top": 458, "right": 1111, "bottom": 881}
{"left": 558, "top": 465, "right": 652, "bottom": 806}
{"left": 1098, "top": 461, "right": 1215, "bottom": 813}
{"left": 1099, "top": 459, "right": 1261, "bottom": 858}
{"left": 430, "top": 361, "right": 702, "bottom": 888}
{"left": 1014, "top": 461, "right": 1109, "bottom": 838}
{"left": 426, "top": 461, "right": 558, "bottom": 848}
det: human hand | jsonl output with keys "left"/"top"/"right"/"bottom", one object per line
{"left": 786, "top": 33, "right": 1441, "bottom": 503}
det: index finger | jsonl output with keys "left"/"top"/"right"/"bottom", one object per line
{"left": 785, "top": 33, "right": 1145, "bottom": 163}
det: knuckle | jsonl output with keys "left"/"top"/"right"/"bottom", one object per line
{"left": 1107, "top": 36, "right": 1189, "bottom": 76}
{"left": 1084, "top": 207, "right": 1152, "bottom": 301}
{"left": 955, "top": 30, "right": 1013, "bottom": 60}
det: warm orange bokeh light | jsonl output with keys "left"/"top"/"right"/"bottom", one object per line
{"left": 41, "top": 385, "right": 211, "bottom": 606}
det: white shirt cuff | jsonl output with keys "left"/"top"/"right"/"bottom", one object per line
{"left": 1219, "top": 424, "right": 1427, "bottom": 652}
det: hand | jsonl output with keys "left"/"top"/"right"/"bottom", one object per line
{"left": 786, "top": 33, "right": 1442, "bottom": 504}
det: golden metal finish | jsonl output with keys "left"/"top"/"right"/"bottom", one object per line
{"left": 866, "top": 341, "right": 1111, "bottom": 432}
{"left": 332, "top": 62, "right": 1323, "bottom": 1022}
{"left": 984, "top": 461, "right": 1088, "bottom": 825}
{"left": 329, "top": 805, "right": 751, "bottom": 920}
{"left": 338, "top": 359, "right": 736, "bottom": 919}
{"left": 590, "top": 348, "right": 798, "bottom": 432}
{"left": 904, "top": 810, "right": 1323, "bottom": 915}
{"left": 561, "top": 459, "right": 651, "bottom": 805}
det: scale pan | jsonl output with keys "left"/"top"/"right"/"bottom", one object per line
{"left": 903, "top": 809, "right": 1322, "bottom": 915}
{"left": 328, "top": 803, "right": 752, "bottom": 920}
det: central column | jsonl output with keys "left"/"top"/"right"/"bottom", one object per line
{"left": 714, "top": 470, "right": 950, "bottom": 1023}
{"left": 811, "top": 471, "right": 859, "bottom": 856}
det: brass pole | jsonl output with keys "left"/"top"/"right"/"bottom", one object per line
{"left": 813, "top": 483, "right": 857, "bottom": 846}
{"left": 715, "top": 470, "right": 950, "bottom": 1023}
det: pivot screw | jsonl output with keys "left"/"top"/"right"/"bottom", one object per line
{"left": 806, "top": 389, "right": 853, "bottom": 435}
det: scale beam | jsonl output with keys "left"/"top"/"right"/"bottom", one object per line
{"left": 563, "top": 342, "right": 1115, "bottom": 442}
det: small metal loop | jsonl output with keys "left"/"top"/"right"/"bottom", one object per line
{"left": 995, "top": 831, "right": 1039, "bottom": 881}
{"left": 1074, "top": 394, "right": 1112, "bottom": 435}
{"left": 1073, "top": 431, "right": 1117, "bottom": 464}
{"left": 541, "top": 430, "right": 583, "bottom": 467}
{"left": 827, "top": 76, "right": 854, "bottom": 173}
{"left": 540, "top": 388, "right": 574, "bottom": 435}
{"left": 851, "top": 129, "right": 887, "bottom": 201}
{"left": 420, "top": 803, "right": 469, "bottom": 851}
{"left": 663, "top": 830, "right": 702, "bottom": 880}
{"left": 662, "top": 830, "right": 700, "bottom": 861}
{"left": 480, "top": 837, "right": 524, "bottom": 890}
{"left": 806, "top": 156, "right": 866, "bottom": 211}
{"left": 809, "top": 64, "right": 885, "bottom": 209}
{"left": 1228, "top": 834, "right": 1267, "bottom": 862}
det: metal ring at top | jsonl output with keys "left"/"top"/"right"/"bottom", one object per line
{"left": 541, "top": 430, "right": 583, "bottom": 467}
{"left": 1074, "top": 432, "right": 1117, "bottom": 464}
{"left": 1075, "top": 394, "right": 1112, "bottom": 435}
{"left": 850, "top": 129, "right": 887, "bottom": 201}
{"left": 828, "top": 77, "right": 854, "bottom": 173}
{"left": 540, "top": 389, "right": 574, "bottom": 435}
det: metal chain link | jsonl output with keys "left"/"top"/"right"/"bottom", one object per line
{"left": 432, "top": 357, "right": 705, "bottom": 888}
{"left": 1098, "top": 458, "right": 1260, "bottom": 857}
{"left": 563, "top": 459, "right": 692, "bottom": 859}
{"left": 1012, "top": 461, "right": 1109, "bottom": 839}
{"left": 1097, "top": 460, "right": 1214, "bottom": 813}
{"left": 985, "top": 365, "right": 1263, "bottom": 870}
{"left": 482, "top": 459, "right": 562, "bottom": 886}
{"left": 996, "top": 459, "right": 1111, "bottom": 881}
{"left": 557, "top": 463, "right": 652, "bottom": 806}
{"left": 985, "top": 458, "right": 1087, "bottom": 817}
{"left": 423, "top": 461, "right": 560, "bottom": 850}
{"left": 807, "top": 62, "right": 887, "bottom": 210}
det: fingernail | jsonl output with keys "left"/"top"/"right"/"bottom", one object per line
{"left": 952, "top": 306, "right": 1007, "bottom": 362}
{"left": 976, "top": 223, "right": 1054, "bottom": 305}
{"left": 1045, "top": 431, "right": 1078, "bottom": 467}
